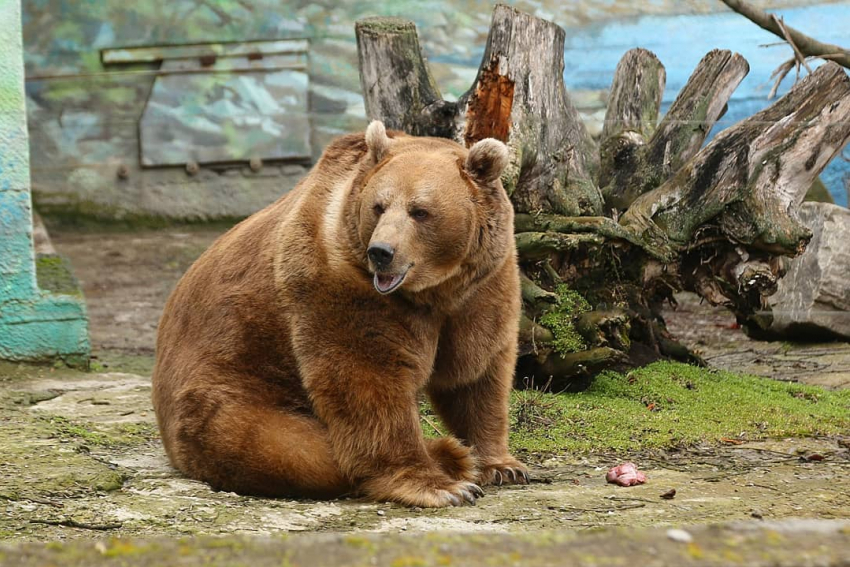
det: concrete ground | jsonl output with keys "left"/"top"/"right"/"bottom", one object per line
{"left": 1, "top": 225, "right": 849, "bottom": 565}
{"left": 3, "top": 520, "right": 849, "bottom": 566}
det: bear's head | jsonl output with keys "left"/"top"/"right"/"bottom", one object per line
{"left": 356, "top": 121, "right": 513, "bottom": 297}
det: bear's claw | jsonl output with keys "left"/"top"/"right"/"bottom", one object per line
{"left": 478, "top": 460, "right": 530, "bottom": 487}
{"left": 460, "top": 489, "right": 476, "bottom": 505}
{"left": 446, "top": 493, "right": 462, "bottom": 507}
{"left": 438, "top": 481, "right": 483, "bottom": 507}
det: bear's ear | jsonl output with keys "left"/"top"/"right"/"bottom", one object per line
{"left": 465, "top": 138, "right": 509, "bottom": 184}
{"left": 365, "top": 120, "right": 392, "bottom": 163}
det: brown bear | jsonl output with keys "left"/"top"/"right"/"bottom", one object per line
{"left": 152, "top": 121, "right": 527, "bottom": 507}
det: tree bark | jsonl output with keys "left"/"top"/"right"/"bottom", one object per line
{"left": 356, "top": 5, "right": 850, "bottom": 389}
{"left": 603, "top": 49, "right": 749, "bottom": 212}
{"left": 621, "top": 62, "right": 850, "bottom": 256}
{"left": 355, "top": 17, "right": 456, "bottom": 137}
{"left": 457, "top": 5, "right": 602, "bottom": 217}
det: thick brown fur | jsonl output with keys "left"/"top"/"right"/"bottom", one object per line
{"left": 152, "top": 122, "right": 526, "bottom": 507}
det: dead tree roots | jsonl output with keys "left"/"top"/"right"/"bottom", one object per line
{"left": 356, "top": 4, "right": 850, "bottom": 389}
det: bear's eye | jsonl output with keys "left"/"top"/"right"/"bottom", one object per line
{"left": 373, "top": 204, "right": 385, "bottom": 216}
{"left": 411, "top": 209, "right": 429, "bottom": 221}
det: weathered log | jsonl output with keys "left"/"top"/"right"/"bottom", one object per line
{"left": 458, "top": 5, "right": 602, "bottom": 216}
{"left": 514, "top": 232, "right": 604, "bottom": 261}
{"left": 603, "top": 50, "right": 749, "bottom": 212}
{"left": 356, "top": 4, "right": 603, "bottom": 217}
{"left": 355, "top": 17, "right": 456, "bottom": 137}
{"left": 355, "top": 5, "right": 850, "bottom": 390}
{"left": 650, "top": 51, "right": 749, "bottom": 174}
{"left": 518, "top": 314, "right": 555, "bottom": 358}
{"left": 602, "top": 49, "right": 666, "bottom": 142}
{"left": 621, "top": 62, "right": 850, "bottom": 256}
{"left": 575, "top": 310, "right": 631, "bottom": 351}
{"left": 599, "top": 49, "right": 665, "bottom": 209}
{"left": 520, "top": 273, "right": 559, "bottom": 308}
{"left": 518, "top": 347, "right": 629, "bottom": 391}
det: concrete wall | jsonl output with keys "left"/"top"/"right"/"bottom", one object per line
{"left": 21, "top": 0, "right": 850, "bottom": 222}
{"left": 0, "top": 0, "right": 89, "bottom": 365}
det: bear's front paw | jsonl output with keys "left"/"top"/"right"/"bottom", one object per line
{"left": 426, "top": 437, "right": 477, "bottom": 482}
{"left": 386, "top": 481, "right": 485, "bottom": 508}
{"left": 477, "top": 456, "right": 529, "bottom": 486}
{"left": 364, "top": 469, "right": 484, "bottom": 508}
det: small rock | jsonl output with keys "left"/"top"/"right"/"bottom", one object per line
{"left": 751, "top": 511, "right": 763, "bottom": 519}
{"left": 376, "top": 510, "right": 385, "bottom": 516}
{"left": 666, "top": 528, "right": 693, "bottom": 543}
{"left": 660, "top": 489, "right": 676, "bottom": 500}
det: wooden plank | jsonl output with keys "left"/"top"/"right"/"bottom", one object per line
{"left": 101, "top": 39, "right": 309, "bottom": 65}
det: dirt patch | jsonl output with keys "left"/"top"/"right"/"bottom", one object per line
{"left": 47, "top": 225, "right": 224, "bottom": 355}
{"left": 664, "top": 292, "right": 850, "bottom": 390}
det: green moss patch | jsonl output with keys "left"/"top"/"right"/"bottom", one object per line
{"left": 509, "top": 361, "right": 850, "bottom": 454}
{"left": 0, "top": 418, "right": 127, "bottom": 500}
{"left": 39, "top": 415, "right": 159, "bottom": 449}
{"left": 35, "top": 254, "right": 83, "bottom": 297}
{"left": 538, "top": 284, "right": 592, "bottom": 355}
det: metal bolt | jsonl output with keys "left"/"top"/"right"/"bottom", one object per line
{"left": 185, "top": 161, "right": 200, "bottom": 176}
{"left": 249, "top": 157, "right": 263, "bottom": 172}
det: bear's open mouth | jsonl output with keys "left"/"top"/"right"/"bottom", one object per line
{"left": 373, "top": 268, "right": 409, "bottom": 294}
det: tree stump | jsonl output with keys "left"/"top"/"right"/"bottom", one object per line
{"left": 356, "top": 4, "right": 850, "bottom": 389}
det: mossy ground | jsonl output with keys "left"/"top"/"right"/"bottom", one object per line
{"left": 506, "top": 361, "right": 850, "bottom": 454}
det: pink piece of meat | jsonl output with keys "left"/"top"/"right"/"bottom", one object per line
{"left": 606, "top": 462, "right": 647, "bottom": 486}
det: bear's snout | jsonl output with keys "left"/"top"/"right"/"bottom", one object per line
{"left": 367, "top": 242, "right": 395, "bottom": 270}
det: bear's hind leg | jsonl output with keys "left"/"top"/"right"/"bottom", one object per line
{"left": 165, "top": 388, "right": 350, "bottom": 499}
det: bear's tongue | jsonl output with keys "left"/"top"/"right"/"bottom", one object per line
{"left": 374, "top": 273, "right": 403, "bottom": 293}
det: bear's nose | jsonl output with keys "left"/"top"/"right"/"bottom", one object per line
{"left": 367, "top": 242, "right": 395, "bottom": 268}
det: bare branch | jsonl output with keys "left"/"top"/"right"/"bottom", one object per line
{"left": 719, "top": 0, "right": 850, "bottom": 69}
{"left": 772, "top": 15, "right": 812, "bottom": 74}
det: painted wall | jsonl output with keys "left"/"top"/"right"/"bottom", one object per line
{"left": 0, "top": 0, "right": 89, "bottom": 365}
{"left": 21, "top": 0, "right": 850, "bottom": 221}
